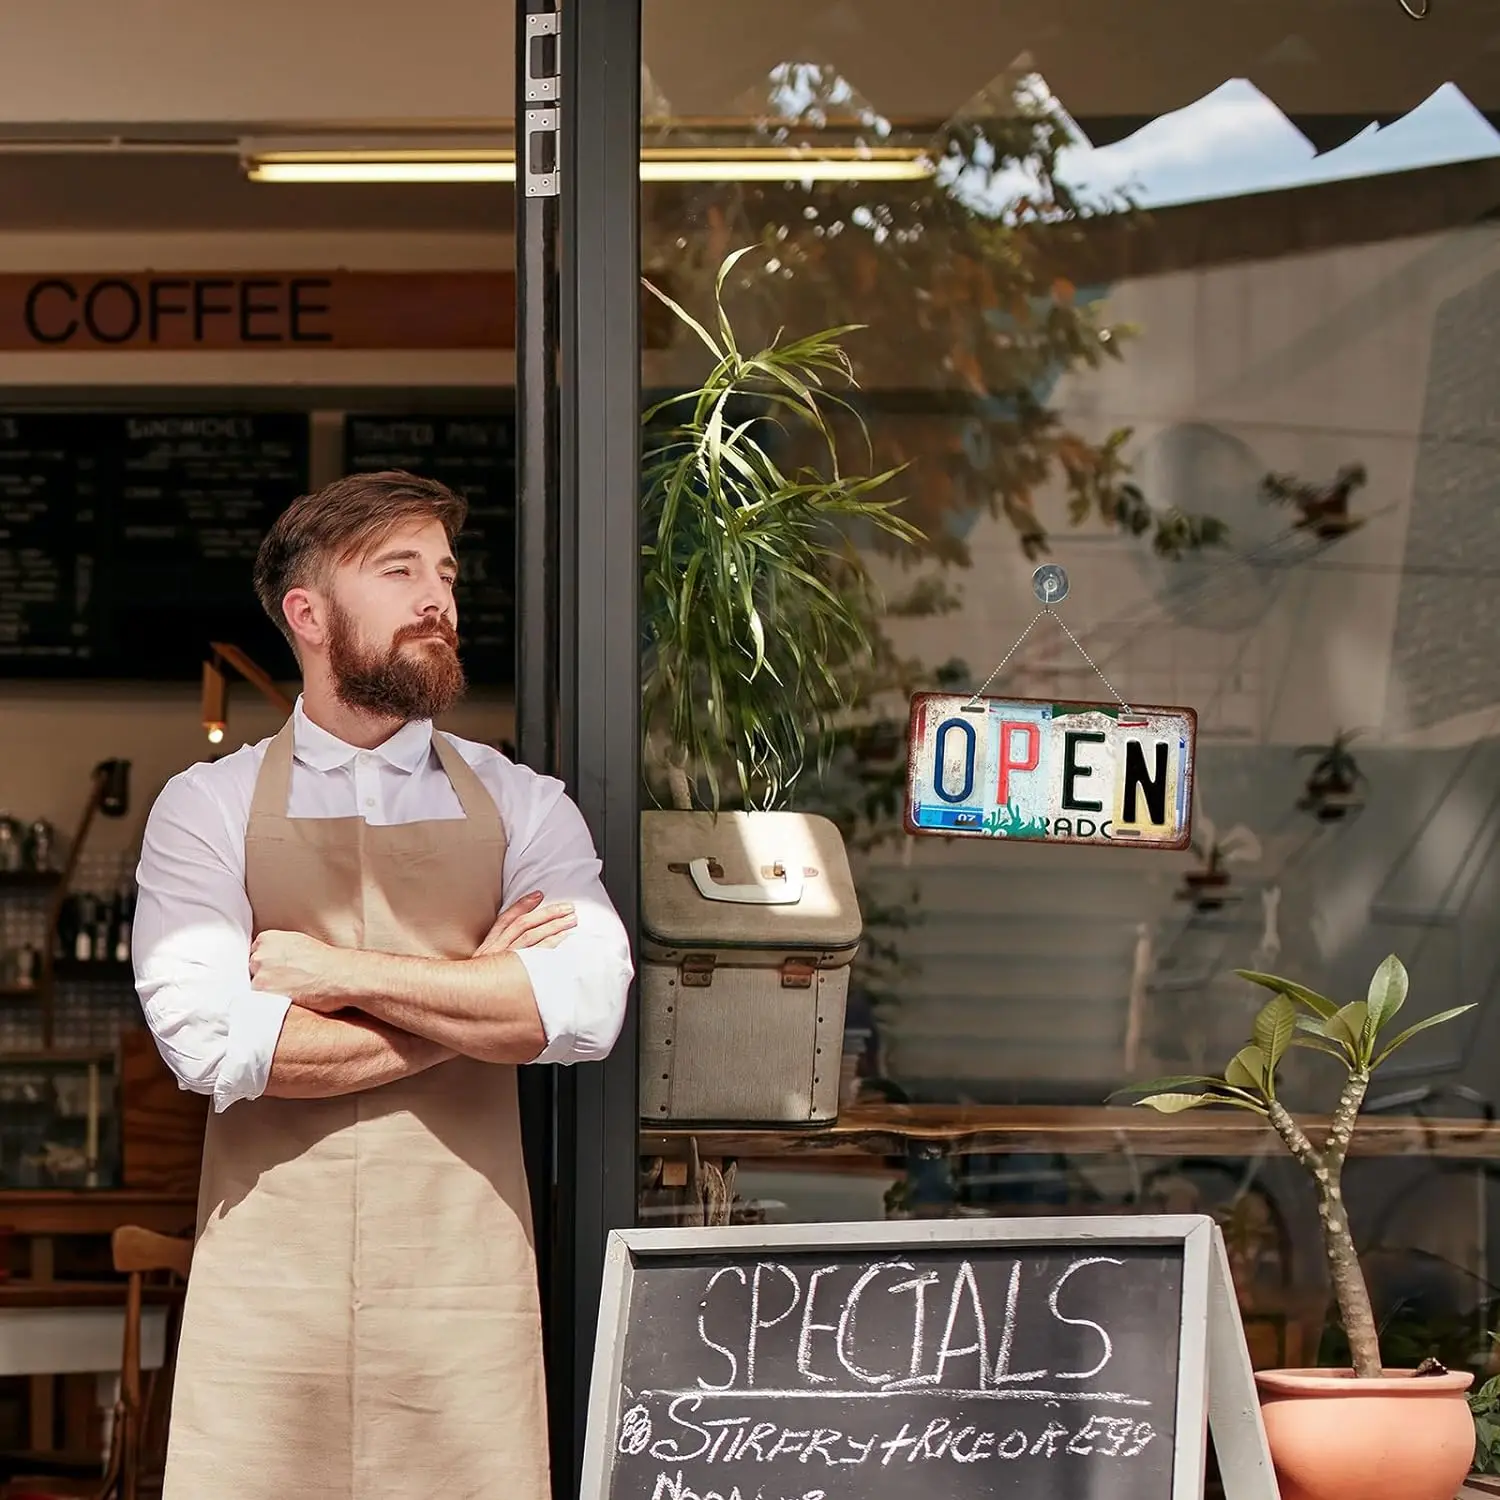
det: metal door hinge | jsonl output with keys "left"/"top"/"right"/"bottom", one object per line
{"left": 523, "top": 12, "right": 560, "bottom": 198}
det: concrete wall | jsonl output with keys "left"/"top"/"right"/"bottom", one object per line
{"left": 0, "top": 2, "right": 515, "bottom": 125}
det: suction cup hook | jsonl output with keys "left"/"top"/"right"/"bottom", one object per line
{"left": 1032, "top": 564, "right": 1069, "bottom": 607}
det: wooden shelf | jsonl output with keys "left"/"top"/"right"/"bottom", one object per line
{"left": 641, "top": 1103, "right": 1500, "bottom": 1164}
{"left": 0, "top": 870, "right": 61, "bottom": 893}
{"left": 0, "top": 1189, "right": 196, "bottom": 1236}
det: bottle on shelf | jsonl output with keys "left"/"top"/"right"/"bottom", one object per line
{"left": 0, "top": 815, "right": 22, "bottom": 874}
{"left": 69, "top": 894, "right": 95, "bottom": 964}
{"left": 91, "top": 896, "right": 111, "bottom": 966}
{"left": 23, "top": 820, "right": 54, "bottom": 874}
{"left": 110, "top": 882, "right": 135, "bottom": 965}
{"left": 51, "top": 883, "right": 139, "bottom": 973}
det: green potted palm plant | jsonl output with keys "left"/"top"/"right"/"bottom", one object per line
{"left": 641, "top": 247, "right": 919, "bottom": 815}
{"left": 636, "top": 248, "right": 921, "bottom": 1128}
{"left": 1118, "top": 956, "right": 1476, "bottom": 1500}
{"left": 639, "top": 246, "right": 918, "bottom": 816}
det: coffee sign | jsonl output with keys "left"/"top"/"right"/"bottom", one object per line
{"left": 0, "top": 271, "right": 516, "bottom": 350}
{"left": 0, "top": 269, "right": 682, "bottom": 352}
{"left": 904, "top": 693, "right": 1196, "bottom": 848}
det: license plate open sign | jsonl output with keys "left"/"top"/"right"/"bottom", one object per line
{"left": 904, "top": 693, "right": 1197, "bottom": 849}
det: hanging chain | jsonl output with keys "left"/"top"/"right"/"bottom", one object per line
{"left": 967, "top": 608, "right": 1047, "bottom": 702}
{"left": 966, "top": 566, "right": 1133, "bottom": 713}
{"left": 1049, "top": 609, "right": 1133, "bottom": 713}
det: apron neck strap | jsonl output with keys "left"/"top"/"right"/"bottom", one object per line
{"left": 248, "top": 718, "right": 297, "bottom": 825}
{"left": 430, "top": 732, "right": 502, "bottom": 830}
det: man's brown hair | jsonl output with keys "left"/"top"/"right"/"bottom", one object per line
{"left": 253, "top": 470, "right": 467, "bottom": 648}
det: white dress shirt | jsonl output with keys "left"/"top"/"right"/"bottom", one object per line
{"left": 133, "top": 698, "right": 633, "bottom": 1113}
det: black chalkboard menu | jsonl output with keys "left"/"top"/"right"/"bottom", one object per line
{"left": 590, "top": 1230, "right": 1189, "bottom": 1500}
{"left": 342, "top": 413, "right": 516, "bottom": 685}
{"left": 0, "top": 410, "right": 309, "bottom": 679}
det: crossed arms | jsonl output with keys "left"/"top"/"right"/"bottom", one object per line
{"left": 132, "top": 768, "right": 633, "bottom": 1112}
{"left": 250, "top": 895, "right": 576, "bottom": 1099}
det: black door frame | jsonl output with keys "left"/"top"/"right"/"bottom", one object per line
{"left": 514, "top": 0, "right": 643, "bottom": 1493}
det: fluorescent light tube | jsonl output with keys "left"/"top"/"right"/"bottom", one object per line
{"left": 247, "top": 147, "right": 933, "bottom": 185}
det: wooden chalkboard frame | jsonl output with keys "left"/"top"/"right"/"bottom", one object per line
{"left": 581, "top": 1214, "right": 1277, "bottom": 1500}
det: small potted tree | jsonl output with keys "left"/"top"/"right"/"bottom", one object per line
{"left": 641, "top": 246, "right": 920, "bottom": 815}
{"left": 637, "top": 248, "right": 922, "bottom": 1128}
{"left": 1118, "top": 956, "right": 1477, "bottom": 1500}
{"left": 1297, "top": 730, "right": 1369, "bottom": 823}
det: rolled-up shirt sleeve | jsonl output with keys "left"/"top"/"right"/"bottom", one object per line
{"left": 132, "top": 771, "right": 292, "bottom": 1112}
{"left": 503, "top": 775, "right": 633, "bottom": 1065}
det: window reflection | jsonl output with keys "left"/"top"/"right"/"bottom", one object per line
{"left": 1000, "top": 79, "right": 1500, "bottom": 212}
{"left": 639, "top": 1, "right": 1500, "bottom": 1384}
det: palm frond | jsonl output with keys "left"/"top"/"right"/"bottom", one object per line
{"left": 641, "top": 251, "right": 922, "bottom": 811}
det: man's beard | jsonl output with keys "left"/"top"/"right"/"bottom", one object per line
{"left": 327, "top": 602, "right": 466, "bottom": 722}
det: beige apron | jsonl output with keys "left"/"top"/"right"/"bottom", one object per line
{"left": 163, "top": 721, "right": 550, "bottom": 1500}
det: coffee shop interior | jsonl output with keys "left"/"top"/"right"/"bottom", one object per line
{"left": 2, "top": 0, "right": 1500, "bottom": 1493}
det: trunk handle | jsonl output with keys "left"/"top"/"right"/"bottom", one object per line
{"left": 688, "top": 857, "right": 804, "bottom": 905}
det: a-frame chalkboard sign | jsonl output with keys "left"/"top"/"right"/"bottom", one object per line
{"left": 582, "top": 1215, "right": 1278, "bottom": 1500}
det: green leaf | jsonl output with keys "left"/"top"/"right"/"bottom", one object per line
{"left": 746, "top": 606, "right": 767, "bottom": 676}
{"left": 1109, "top": 1076, "right": 1216, "bottom": 1099}
{"left": 1133, "top": 1093, "right": 1216, "bottom": 1114}
{"left": 1225, "top": 1045, "right": 1269, "bottom": 1095}
{"left": 1252, "top": 995, "right": 1297, "bottom": 1073}
{"left": 1326, "top": 1002, "right": 1370, "bottom": 1061}
{"left": 1234, "top": 969, "right": 1339, "bottom": 1020}
{"left": 713, "top": 244, "right": 760, "bottom": 298}
{"left": 712, "top": 248, "right": 761, "bottom": 354}
{"left": 1290, "top": 1034, "right": 1349, "bottom": 1062}
{"left": 1371, "top": 1005, "right": 1477, "bottom": 1069}
{"left": 1215, "top": 1095, "right": 1271, "bottom": 1116}
{"left": 1133, "top": 1091, "right": 1267, "bottom": 1117}
{"left": 641, "top": 276, "right": 723, "bottom": 361}
{"left": 1365, "top": 954, "right": 1409, "bottom": 1038}
{"left": 638, "top": 247, "right": 925, "bottom": 813}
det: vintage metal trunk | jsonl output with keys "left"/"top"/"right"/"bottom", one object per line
{"left": 639, "top": 810, "right": 863, "bottom": 1125}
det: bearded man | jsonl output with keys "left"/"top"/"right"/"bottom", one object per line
{"left": 132, "top": 470, "right": 632, "bottom": 1499}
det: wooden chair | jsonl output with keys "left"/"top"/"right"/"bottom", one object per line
{"left": 9, "top": 1224, "right": 192, "bottom": 1500}
{"left": 97, "top": 1227, "right": 192, "bottom": 1500}
{"left": 6, "top": 1230, "right": 193, "bottom": 1500}
{"left": 6, "top": 1227, "right": 192, "bottom": 1500}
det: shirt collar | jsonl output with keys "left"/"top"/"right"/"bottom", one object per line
{"left": 291, "top": 696, "right": 435, "bottom": 775}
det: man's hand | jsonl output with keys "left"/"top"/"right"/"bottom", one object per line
{"left": 250, "top": 930, "right": 345, "bottom": 1012}
{"left": 477, "top": 891, "right": 576, "bottom": 955}
{"left": 268, "top": 893, "right": 573, "bottom": 1064}
{"left": 250, "top": 893, "right": 575, "bottom": 1013}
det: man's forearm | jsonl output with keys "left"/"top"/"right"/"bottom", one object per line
{"left": 325, "top": 951, "right": 547, "bottom": 1064}
{"left": 264, "top": 1005, "right": 456, "bottom": 1099}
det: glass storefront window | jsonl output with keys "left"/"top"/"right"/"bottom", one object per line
{"left": 637, "top": 3, "right": 1500, "bottom": 1382}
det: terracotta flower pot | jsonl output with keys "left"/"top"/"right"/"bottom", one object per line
{"left": 1255, "top": 1367, "right": 1475, "bottom": 1500}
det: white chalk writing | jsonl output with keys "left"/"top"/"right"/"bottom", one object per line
{"left": 629, "top": 1411, "right": 1158, "bottom": 1468}
{"left": 690, "top": 1255, "right": 1131, "bottom": 1397}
